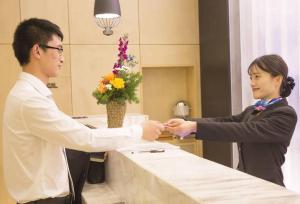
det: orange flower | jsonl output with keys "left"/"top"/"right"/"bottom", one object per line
{"left": 104, "top": 73, "right": 115, "bottom": 81}
{"left": 98, "top": 83, "right": 107, "bottom": 93}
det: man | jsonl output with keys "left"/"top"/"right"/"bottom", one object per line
{"left": 3, "top": 18, "right": 164, "bottom": 204}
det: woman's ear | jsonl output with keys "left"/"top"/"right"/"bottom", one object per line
{"left": 275, "top": 75, "right": 283, "bottom": 87}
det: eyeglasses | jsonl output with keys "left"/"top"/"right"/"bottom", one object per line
{"left": 39, "top": 44, "right": 64, "bottom": 55}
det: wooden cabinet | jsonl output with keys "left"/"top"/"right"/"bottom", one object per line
{"left": 158, "top": 135, "right": 202, "bottom": 157}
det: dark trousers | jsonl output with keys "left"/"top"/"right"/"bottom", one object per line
{"left": 66, "top": 149, "right": 90, "bottom": 204}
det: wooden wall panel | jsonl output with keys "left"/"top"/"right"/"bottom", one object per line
{"left": 140, "top": 45, "right": 199, "bottom": 67}
{"left": 0, "top": 0, "right": 20, "bottom": 43}
{"left": 139, "top": 0, "right": 199, "bottom": 44}
{"left": 20, "top": 0, "right": 70, "bottom": 43}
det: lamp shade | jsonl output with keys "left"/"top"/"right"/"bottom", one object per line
{"left": 94, "top": 0, "right": 121, "bottom": 18}
{"left": 94, "top": 0, "right": 121, "bottom": 36}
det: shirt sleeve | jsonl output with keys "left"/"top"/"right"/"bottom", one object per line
{"left": 20, "top": 96, "right": 143, "bottom": 152}
{"left": 195, "top": 107, "right": 297, "bottom": 143}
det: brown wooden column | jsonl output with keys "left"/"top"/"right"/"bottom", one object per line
{"left": 199, "top": 0, "right": 233, "bottom": 167}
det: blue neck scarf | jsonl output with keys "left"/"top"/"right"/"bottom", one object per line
{"left": 254, "top": 97, "right": 283, "bottom": 112}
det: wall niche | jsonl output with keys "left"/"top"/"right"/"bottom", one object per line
{"left": 142, "top": 66, "right": 198, "bottom": 122}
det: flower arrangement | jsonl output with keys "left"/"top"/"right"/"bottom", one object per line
{"left": 93, "top": 34, "right": 142, "bottom": 105}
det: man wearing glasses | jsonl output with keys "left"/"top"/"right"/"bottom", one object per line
{"left": 3, "top": 18, "right": 164, "bottom": 204}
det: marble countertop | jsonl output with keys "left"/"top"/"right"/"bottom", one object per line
{"left": 103, "top": 142, "right": 300, "bottom": 204}
{"left": 82, "top": 183, "right": 122, "bottom": 204}
{"left": 78, "top": 115, "right": 300, "bottom": 203}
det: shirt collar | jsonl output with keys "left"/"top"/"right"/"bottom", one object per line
{"left": 19, "top": 72, "right": 52, "bottom": 97}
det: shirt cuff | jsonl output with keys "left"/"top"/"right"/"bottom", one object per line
{"left": 128, "top": 125, "right": 143, "bottom": 139}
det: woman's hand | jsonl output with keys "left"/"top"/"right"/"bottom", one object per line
{"left": 164, "top": 118, "right": 196, "bottom": 138}
{"left": 164, "top": 118, "right": 185, "bottom": 127}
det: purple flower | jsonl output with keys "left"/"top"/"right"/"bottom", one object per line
{"left": 113, "top": 69, "right": 119, "bottom": 74}
{"left": 111, "top": 34, "right": 133, "bottom": 73}
{"left": 113, "top": 63, "right": 118, "bottom": 68}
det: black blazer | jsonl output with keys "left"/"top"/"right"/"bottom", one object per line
{"left": 194, "top": 98, "right": 297, "bottom": 186}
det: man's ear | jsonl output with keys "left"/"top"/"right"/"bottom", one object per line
{"left": 31, "top": 44, "right": 41, "bottom": 60}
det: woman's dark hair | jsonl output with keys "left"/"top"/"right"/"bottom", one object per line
{"left": 12, "top": 18, "right": 64, "bottom": 66}
{"left": 248, "top": 54, "right": 295, "bottom": 97}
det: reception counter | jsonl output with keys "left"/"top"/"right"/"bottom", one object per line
{"left": 77, "top": 115, "right": 300, "bottom": 203}
{"left": 82, "top": 141, "right": 300, "bottom": 204}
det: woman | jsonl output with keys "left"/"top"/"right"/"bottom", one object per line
{"left": 165, "top": 54, "right": 297, "bottom": 186}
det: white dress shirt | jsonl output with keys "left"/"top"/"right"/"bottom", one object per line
{"left": 2, "top": 72, "right": 142, "bottom": 203}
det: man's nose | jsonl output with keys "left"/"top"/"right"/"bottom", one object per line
{"left": 60, "top": 55, "right": 64, "bottom": 63}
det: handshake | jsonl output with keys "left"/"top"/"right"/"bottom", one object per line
{"left": 141, "top": 119, "right": 197, "bottom": 141}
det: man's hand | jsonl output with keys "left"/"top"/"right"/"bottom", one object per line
{"left": 141, "top": 120, "right": 165, "bottom": 141}
{"left": 164, "top": 118, "right": 196, "bottom": 138}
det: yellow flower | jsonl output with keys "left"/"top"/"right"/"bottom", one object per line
{"left": 110, "top": 78, "right": 125, "bottom": 89}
